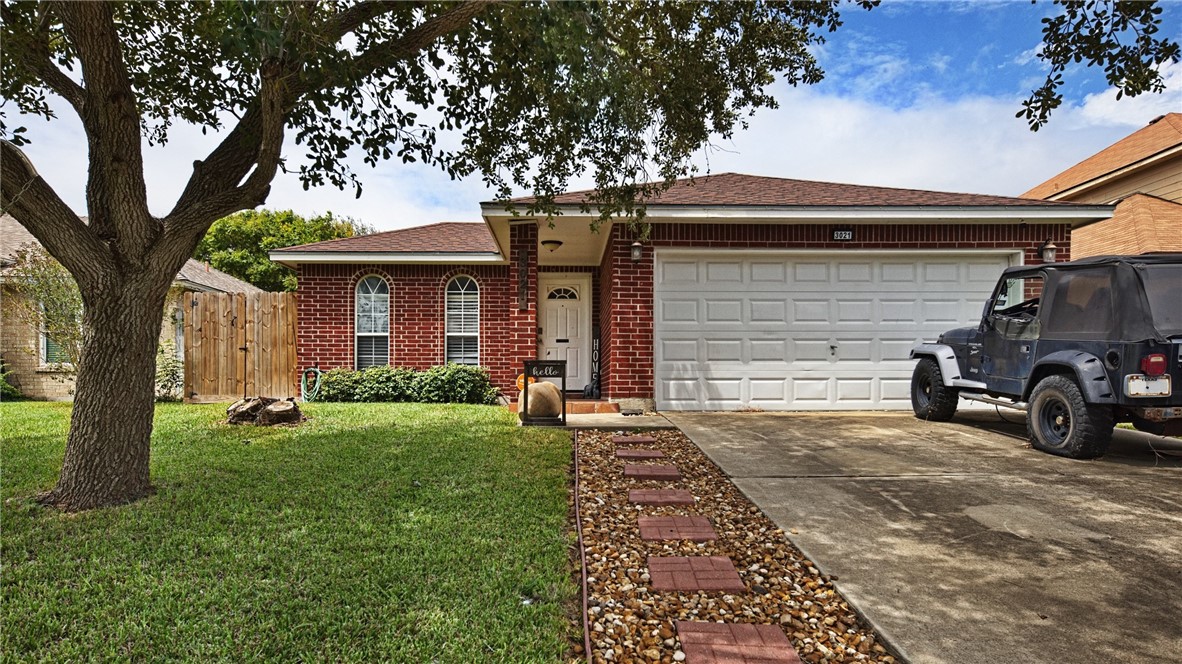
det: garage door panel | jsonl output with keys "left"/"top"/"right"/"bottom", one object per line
{"left": 654, "top": 251, "right": 1013, "bottom": 410}
{"left": 705, "top": 300, "right": 743, "bottom": 322}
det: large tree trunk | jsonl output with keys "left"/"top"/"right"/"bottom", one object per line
{"left": 40, "top": 277, "right": 168, "bottom": 511}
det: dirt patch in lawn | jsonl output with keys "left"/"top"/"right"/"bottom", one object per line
{"left": 574, "top": 428, "right": 898, "bottom": 664}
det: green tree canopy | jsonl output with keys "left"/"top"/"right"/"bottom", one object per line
{"left": 195, "top": 209, "right": 372, "bottom": 292}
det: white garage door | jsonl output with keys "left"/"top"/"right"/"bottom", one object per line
{"left": 654, "top": 250, "right": 1016, "bottom": 410}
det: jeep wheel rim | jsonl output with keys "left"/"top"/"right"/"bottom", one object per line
{"left": 1039, "top": 397, "right": 1072, "bottom": 446}
{"left": 916, "top": 374, "right": 932, "bottom": 408}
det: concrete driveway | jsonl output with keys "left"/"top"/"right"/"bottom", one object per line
{"left": 666, "top": 410, "right": 1182, "bottom": 664}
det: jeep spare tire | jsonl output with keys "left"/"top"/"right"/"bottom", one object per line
{"left": 911, "top": 357, "right": 959, "bottom": 421}
{"left": 1027, "top": 375, "right": 1114, "bottom": 459}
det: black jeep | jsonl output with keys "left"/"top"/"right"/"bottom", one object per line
{"left": 910, "top": 253, "right": 1182, "bottom": 459}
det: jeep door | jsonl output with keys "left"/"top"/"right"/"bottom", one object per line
{"left": 981, "top": 273, "right": 1045, "bottom": 395}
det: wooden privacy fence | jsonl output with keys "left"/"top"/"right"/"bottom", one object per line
{"left": 183, "top": 292, "right": 297, "bottom": 403}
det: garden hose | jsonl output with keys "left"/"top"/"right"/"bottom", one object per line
{"left": 301, "top": 367, "right": 322, "bottom": 402}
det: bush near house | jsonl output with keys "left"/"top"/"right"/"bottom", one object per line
{"left": 317, "top": 364, "right": 499, "bottom": 405}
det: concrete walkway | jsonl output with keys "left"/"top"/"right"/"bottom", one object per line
{"left": 666, "top": 410, "right": 1182, "bottom": 664}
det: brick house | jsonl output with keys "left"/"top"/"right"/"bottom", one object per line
{"left": 271, "top": 173, "right": 1111, "bottom": 411}
{"left": 1, "top": 214, "right": 261, "bottom": 400}
{"left": 1023, "top": 112, "right": 1182, "bottom": 257}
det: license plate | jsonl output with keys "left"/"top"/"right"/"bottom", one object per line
{"left": 1125, "top": 374, "right": 1172, "bottom": 397}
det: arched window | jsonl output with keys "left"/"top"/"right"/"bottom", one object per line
{"left": 355, "top": 276, "right": 389, "bottom": 369}
{"left": 445, "top": 276, "right": 479, "bottom": 365}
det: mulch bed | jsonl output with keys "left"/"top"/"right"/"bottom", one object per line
{"left": 574, "top": 428, "right": 898, "bottom": 664}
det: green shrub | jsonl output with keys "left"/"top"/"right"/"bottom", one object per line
{"left": 155, "top": 339, "right": 184, "bottom": 402}
{"left": 316, "top": 364, "right": 495, "bottom": 404}
{"left": 0, "top": 359, "right": 22, "bottom": 401}
{"left": 413, "top": 364, "right": 499, "bottom": 405}
{"left": 317, "top": 368, "right": 364, "bottom": 402}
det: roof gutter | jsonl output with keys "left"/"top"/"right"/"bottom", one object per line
{"left": 268, "top": 250, "right": 506, "bottom": 268}
{"left": 480, "top": 203, "right": 1112, "bottom": 225}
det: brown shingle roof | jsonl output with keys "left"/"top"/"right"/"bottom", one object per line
{"left": 175, "top": 259, "right": 262, "bottom": 293}
{"left": 508, "top": 172, "right": 1084, "bottom": 208}
{"left": 1072, "top": 193, "right": 1182, "bottom": 258}
{"left": 1023, "top": 113, "right": 1182, "bottom": 200}
{"left": 1, "top": 214, "right": 260, "bottom": 293}
{"left": 277, "top": 222, "right": 497, "bottom": 253}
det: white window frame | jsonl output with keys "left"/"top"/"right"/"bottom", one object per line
{"left": 445, "top": 275, "right": 479, "bottom": 366}
{"left": 355, "top": 275, "right": 390, "bottom": 369}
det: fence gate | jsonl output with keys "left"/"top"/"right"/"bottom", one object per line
{"left": 183, "top": 292, "right": 297, "bottom": 403}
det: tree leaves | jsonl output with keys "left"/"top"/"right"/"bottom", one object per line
{"left": 194, "top": 208, "right": 371, "bottom": 292}
{"left": 1019, "top": 0, "right": 1179, "bottom": 131}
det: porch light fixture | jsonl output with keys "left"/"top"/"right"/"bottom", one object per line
{"left": 540, "top": 239, "right": 563, "bottom": 252}
{"left": 1039, "top": 239, "right": 1058, "bottom": 263}
{"left": 630, "top": 241, "right": 643, "bottom": 263}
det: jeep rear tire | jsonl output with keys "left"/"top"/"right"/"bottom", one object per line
{"left": 911, "top": 357, "right": 959, "bottom": 421}
{"left": 1027, "top": 375, "right": 1114, "bottom": 459}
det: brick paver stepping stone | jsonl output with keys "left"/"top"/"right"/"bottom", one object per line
{"left": 638, "top": 516, "right": 717, "bottom": 542}
{"left": 624, "top": 464, "right": 681, "bottom": 481}
{"left": 648, "top": 556, "right": 745, "bottom": 593}
{"left": 675, "top": 621, "right": 803, "bottom": 664}
{"left": 613, "top": 435, "right": 658, "bottom": 445}
{"left": 616, "top": 448, "right": 665, "bottom": 459}
{"left": 629, "top": 489, "right": 695, "bottom": 506}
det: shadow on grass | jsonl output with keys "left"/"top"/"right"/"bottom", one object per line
{"left": 1, "top": 402, "right": 576, "bottom": 662}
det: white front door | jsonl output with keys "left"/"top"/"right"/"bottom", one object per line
{"left": 538, "top": 273, "right": 592, "bottom": 391}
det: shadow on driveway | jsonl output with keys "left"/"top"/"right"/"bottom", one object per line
{"left": 667, "top": 410, "right": 1182, "bottom": 664}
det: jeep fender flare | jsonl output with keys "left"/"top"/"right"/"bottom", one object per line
{"left": 910, "top": 344, "right": 987, "bottom": 389}
{"left": 1025, "top": 350, "right": 1117, "bottom": 404}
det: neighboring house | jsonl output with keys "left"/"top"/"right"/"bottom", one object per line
{"left": 1023, "top": 112, "right": 1182, "bottom": 257}
{"left": 0, "top": 214, "right": 261, "bottom": 400}
{"left": 271, "top": 172, "right": 1110, "bottom": 411}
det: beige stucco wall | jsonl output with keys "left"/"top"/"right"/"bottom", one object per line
{"left": 0, "top": 286, "right": 187, "bottom": 401}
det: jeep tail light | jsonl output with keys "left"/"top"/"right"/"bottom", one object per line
{"left": 1141, "top": 353, "right": 1167, "bottom": 377}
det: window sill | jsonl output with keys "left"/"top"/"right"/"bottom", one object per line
{"left": 36, "top": 365, "right": 74, "bottom": 374}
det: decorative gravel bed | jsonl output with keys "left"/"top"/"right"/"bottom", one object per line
{"left": 576, "top": 428, "right": 898, "bottom": 664}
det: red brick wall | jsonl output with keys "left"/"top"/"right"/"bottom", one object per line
{"left": 297, "top": 221, "right": 1070, "bottom": 402}
{"left": 599, "top": 226, "right": 655, "bottom": 399}
{"left": 295, "top": 222, "right": 539, "bottom": 396}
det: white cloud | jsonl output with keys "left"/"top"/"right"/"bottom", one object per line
{"left": 13, "top": 59, "right": 1176, "bottom": 233}
{"left": 1072, "top": 59, "right": 1182, "bottom": 128}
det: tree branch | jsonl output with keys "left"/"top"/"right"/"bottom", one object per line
{"left": 300, "top": 0, "right": 498, "bottom": 95}
{"left": 164, "top": 0, "right": 497, "bottom": 249}
{"left": 0, "top": 3, "right": 87, "bottom": 113}
{"left": 0, "top": 140, "right": 113, "bottom": 290}
{"left": 54, "top": 1, "right": 156, "bottom": 262}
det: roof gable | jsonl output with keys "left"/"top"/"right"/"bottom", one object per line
{"left": 1023, "top": 113, "right": 1182, "bottom": 200}
{"left": 276, "top": 222, "right": 497, "bottom": 253}
{"left": 506, "top": 172, "right": 1084, "bottom": 208}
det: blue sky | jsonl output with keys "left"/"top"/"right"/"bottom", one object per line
{"left": 15, "top": 0, "right": 1182, "bottom": 231}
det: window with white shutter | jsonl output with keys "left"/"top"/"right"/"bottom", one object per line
{"left": 445, "top": 276, "right": 479, "bottom": 365}
{"left": 355, "top": 276, "right": 389, "bottom": 369}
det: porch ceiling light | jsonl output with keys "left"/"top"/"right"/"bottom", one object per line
{"left": 1039, "top": 239, "right": 1058, "bottom": 263}
{"left": 630, "top": 241, "right": 643, "bottom": 262}
{"left": 541, "top": 239, "right": 563, "bottom": 252}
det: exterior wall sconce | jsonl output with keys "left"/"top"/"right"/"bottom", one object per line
{"left": 540, "top": 239, "right": 563, "bottom": 252}
{"left": 630, "top": 241, "right": 643, "bottom": 263}
{"left": 1040, "top": 240, "right": 1058, "bottom": 263}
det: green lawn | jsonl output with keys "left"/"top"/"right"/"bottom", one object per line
{"left": 1, "top": 402, "right": 575, "bottom": 662}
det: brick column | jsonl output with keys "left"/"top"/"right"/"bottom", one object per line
{"left": 600, "top": 226, "right": 654, "bottom": 406}
{"left": 506, "top": 222, "right": 538, "bottom": 397}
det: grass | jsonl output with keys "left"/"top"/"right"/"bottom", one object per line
{"left": 1, "top": 402, "right": 575, "bottom": 662}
